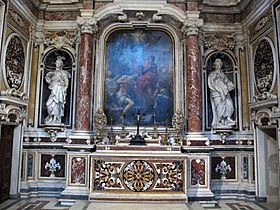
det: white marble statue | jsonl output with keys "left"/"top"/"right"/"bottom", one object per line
{"left": 208, "top": 58, "right": 235, "bottom": 128}
{"left": 44, "top": 56, "right": 71, "bottom": 125}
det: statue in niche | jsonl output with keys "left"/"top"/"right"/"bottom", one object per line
{"left": 208, "top": 58, "right": 235, "bottom": 128}
{"left": 44, "top": 56, "right": 71, "bottom": 125}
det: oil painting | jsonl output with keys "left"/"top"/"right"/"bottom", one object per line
{"left": 104, "top": 29, "right": 174, "bottom": 126}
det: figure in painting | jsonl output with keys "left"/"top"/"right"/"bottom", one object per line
{"left": 44, "top": 56, "right": 71, "bottom": 125}
{"left": 153, "top": 88, "right": 172, "bottom": 123}
{"left": 115, "top": 75, "right": 135, "bottom": 116}
{"left": 136, "top": 55, "right": 157, "bottom": 112}
{"left": 208, "top": 58, "right": 235, "bottom": 128}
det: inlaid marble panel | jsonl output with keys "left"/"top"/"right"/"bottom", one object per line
{"left": 249, "top": 11, "right": 273, "bottom": 40}
{"left": 4, "top": 34, "right": 25, "bottom": 89}
{"left": 211, "top": 157, "right": 236, "bottom": 180}
{"left": 242, "top": 156, "right": 249, "bottom": 180}
{"left": 254, "top": 39, "right": 274, "bottom": 94}
{"left": 8, "top": 8, "right": 30, "bottom": 35}
{"left": 27, "top": 153, "right": 34, "bottom": 178}
{"left": 92, "top": 158, "right": 184, "bottom": 193}
{"left": 70, "top": 157, "right": 86, "bottom": 185}
{"left": 191, "top": 159, "right": 205, "bottom": 185}
{"left": 40, "top": 154, "right": 65, "bottom": 178}
{"left": 45, "top": 11, "right": 80, "bottom": 21}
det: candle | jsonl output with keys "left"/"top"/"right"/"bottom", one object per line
{"left": 153, "top": 113, "right": 156, "bottom": 125}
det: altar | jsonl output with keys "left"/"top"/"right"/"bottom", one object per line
{"left": 89, "top": 146, "right": 187, "bottom": 202}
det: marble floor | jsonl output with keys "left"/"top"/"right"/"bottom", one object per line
{"left": 0, "top": 198, "right": 278, "bottom": 210}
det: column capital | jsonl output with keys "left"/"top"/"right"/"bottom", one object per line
{"left": 181, "top": 12, "right": 203, "bottom": 36}
{"left": 77, "top": 10, "right": 98, "bottom": 34}
{"left": 182, "top": 18, "right": 203, "bottom": 36}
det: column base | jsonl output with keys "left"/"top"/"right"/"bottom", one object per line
{"left": 66, "top": 130, "right": 94, "bottom": 146}
{"left": 183, "top": 132, "right": 210, "bottom": 146}
{"left": 187, "top": 188, "right": 215, "bottom": 199}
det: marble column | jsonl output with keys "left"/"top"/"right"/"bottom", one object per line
{"left": 76, "top": 11, "right": 97, "bottom": 131}
{"left": 182, "top": 14, "right": 203, "bottom": 132}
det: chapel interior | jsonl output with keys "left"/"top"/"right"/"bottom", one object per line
{"left": 0, "top": 0, "right": 280, "bottom": 208}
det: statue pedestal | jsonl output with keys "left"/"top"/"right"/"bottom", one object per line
{"left": 43, "top": 125, "right": 64, "bottom": 142}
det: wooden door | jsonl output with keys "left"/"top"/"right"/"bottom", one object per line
{"left": 0, "top": 125, "right": 14, "bottom": 203}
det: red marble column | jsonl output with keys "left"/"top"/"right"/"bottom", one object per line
{"left": 182, "top": 14, "right": 203, "bottom": 133}
{"left": 76, "top": 32, "right": 93, "bottom": 131}
{"left": 76, "top": 13, "right": 97, "bottom": 131}
{"left": 186, "top": 34, "right": 201, "bottom": 132}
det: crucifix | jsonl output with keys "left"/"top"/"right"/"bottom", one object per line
{"left": 135, "top": 109, "right": 141, "bottom": 135}
{"left": 130, "top": 109, "right": 146, "bottom": 145}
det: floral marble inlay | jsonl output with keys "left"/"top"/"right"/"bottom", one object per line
{"left": 254, "top": 39, "right": 274, "bottom": 94}
{"left": 211, "top": 157, "right": 235, "bottom": 180}
{"left": 154, "top": 161, "right": 183, "bottom": 191}
{"left": 123, "top": 160, "right": 155, "bottom": 192}
{"left": 45, "top": 155, "right": 61, "bottom": 178}
{"left": 94, "top": 160, "right": 123, "bottom": 189}
{"left": 41, "top": 154, "right": 65, "bottom": 178}
{"left": 93, "top": 159, "right": 184, "bottom": 193}
{"left": 5, "top": 35, "right": 25, "bottom": 89}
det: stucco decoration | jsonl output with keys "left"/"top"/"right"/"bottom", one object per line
{"left": 254, "top": 39, "right": 274, "bottom": 94}
{"left": 4, "top": 34, "right": 25, "bottom": 90}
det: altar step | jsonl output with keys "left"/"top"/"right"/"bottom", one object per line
{"left": 89, "top": 192, "right": 187, "bottom": 203}
{"left": 96, "top": 145, "right": 181, "bottom": 152}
